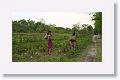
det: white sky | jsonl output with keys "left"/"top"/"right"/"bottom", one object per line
{"left": 12, "top": 12, "right": 94, "bottom": 28}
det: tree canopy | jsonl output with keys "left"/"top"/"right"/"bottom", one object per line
{"left": 12, "top": 19, "right": 93, "bottom": 34}
{"left": 91, "top": 12, "right": 102, "bottom": 35}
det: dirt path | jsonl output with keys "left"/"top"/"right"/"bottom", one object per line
{"left": 81, "top": 35, "right": 97, "bottom": 62}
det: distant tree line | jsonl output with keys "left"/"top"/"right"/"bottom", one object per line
{"left": 12, "top": 12, "right": 102, "bottom": 35}
{"left": 12, "top": 19, "right": 94, "bottom": 34}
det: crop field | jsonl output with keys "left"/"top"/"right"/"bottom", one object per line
{"left": 12, "top": 12, "right": 102, "bottom": 62}
{"left": 12, "top": 33, "right": 93, "bottom": 62}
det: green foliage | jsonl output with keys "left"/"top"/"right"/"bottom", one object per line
{"left": 72, "top": 23, "right": 81, "bottom": 31}
{"left": 96, "top": 38, "right": 102, "bottom": 62}
{"left": 12, "top": 19, "right": 93, "bottom": 34}
{"left": 12, "top": 33, "right": 92, "bottom": 62}
{"left": 91, "top": 12, "right": 102, "bottom": 35}
{"left": 12, "top": 18, "right": 97, "bottom": 62}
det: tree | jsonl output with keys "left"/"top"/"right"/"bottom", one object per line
{"left": 91, "top": 12, "right": 102, "bottom": 35}
{"left": 81, "top": 24, "right": 89, "bottom": 30}
{"left": 49, "top": 24, "right": 57, "bottom": 32}
{"left": 27, "top": 19, "right": 36, "bottom": 33}
{"left": 72, "top": 22, "right": 81, "bottom": 32}
{"left": 87, "top": 25, "right": 93, "bottom": 34}
{"left": 12, "top": 19, "right": 74, "bottom": 33}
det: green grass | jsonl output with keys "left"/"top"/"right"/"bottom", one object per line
{"left": 96, "top": 39, "right": 102, "bottom": 62}
{"left": 12, "top": 33, "right": 93, "bottom": 62}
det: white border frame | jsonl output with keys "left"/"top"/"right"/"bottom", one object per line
{"left": 0, "top": 0, "right": 114, "bottom": 74}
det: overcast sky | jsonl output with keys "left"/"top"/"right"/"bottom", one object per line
{"left": 12, "top": 12, "right": 93, "bottom": 28}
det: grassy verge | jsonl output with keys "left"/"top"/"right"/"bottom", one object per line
{"left": 96, "top": 39, "right": 102, "bottom": 62}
